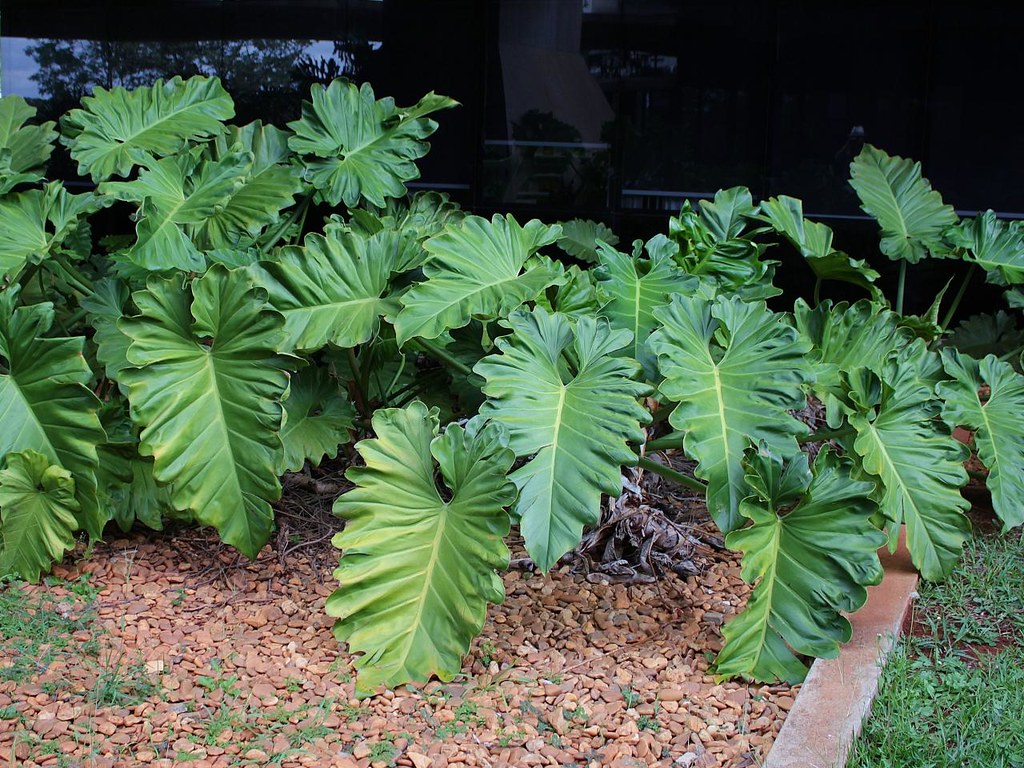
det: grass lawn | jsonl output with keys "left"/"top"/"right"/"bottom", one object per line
{"left": 847, "top": 520, "right": 1024, "bottom": 768}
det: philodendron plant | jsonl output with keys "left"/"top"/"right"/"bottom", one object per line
{"left": 1, "top": 76, "right": 1023, "bottom": 697}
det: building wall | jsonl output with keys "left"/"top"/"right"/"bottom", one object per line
{"left": 2, "top": 0, "right": 1022, "bottom": 245}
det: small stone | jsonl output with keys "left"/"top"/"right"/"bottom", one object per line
{"left": 95, "top": 719, "right": 118, "bottom": 736}
{"left": 549, "top": 707, "right": 568, "bottom": 735}
{"left": 353, "top": 742, "right": 372, "bottom": 760}
{"left": 252, "top": 683, "right": 277, "bottom": 700}
{"left": 408, "top": 752, "right": 432, "bottom": 768}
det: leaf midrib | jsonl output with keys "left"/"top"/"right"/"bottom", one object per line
{"left": 538, "top": 384, "right": 569, "bottom": 563}
{"left": 0, "top": 376, "right": 60, "bottom": 466}
{"left": 201, "top": 351, "right": 247, "bottom": 532}
{"left": 102, "top": 91, "right": 221, "bottom": 160}
{"left": 398, "top": 498, "right": 450, "bottom": 670}
{"left": 749, "top": 523, "right": 782, "bottom": 670}
{"left": 875, "top": 163, "right": 911, "bottom": 239}
{"left": 859, "top": 421, "right": 940, "bottom": 565}
{"left": 973, "top": 389, "right": 1003, "bottom": 482}
{"left": 399, "top": 271, "right": 528, "bottom": 339}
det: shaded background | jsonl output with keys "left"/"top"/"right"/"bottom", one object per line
{"left": 2, "top": 0, "right": 1022, "bottom": 308}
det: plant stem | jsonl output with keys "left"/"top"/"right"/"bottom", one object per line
{"left": 291, "top": 198, "right": 311, "bottom": 246}
{"left": 645, "top": 432, "right": 685, "bottom": 451}
{"left": 17, "top": 262, "right": 40, "bottom": 291}
{"left": 801, "top": 425, "right": 856, "bottom": 443}
{"left": 940, "top": 264, "right": 977, "bottom": 331}
{"left": 636, "top": 455, "right": 706, "bottom": 493}
{"left": 895, "top": 260, "right": 907, "bottom": 316}
{"left": 49, "top": 256, "right": 94, "bottom": 294}
{"left": 650, "top": 404, "right": 675, "bottom": 425}
{"left": 998, "top": 343, "right": 1024, "bottom": 363}
{"left": 813, "top": 277, "right": 822, "bottom": 306}
{"left": 345, "top": 347, "right": 371, "bottom": 419}
{"left": 412, "top": 338, "right": 475, "bottom": 378}
{"left": 64, "top": 308, "right": 88, "bottom": 329}
{"left": 386, "top": 368, "right": 443, "bottom": 405}
{"left": 260, "top": 194, "right": 311, "bottom": 255}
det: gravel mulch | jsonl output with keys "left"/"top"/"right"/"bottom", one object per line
{"left": 0, "top": 496, "right": 795, "bottom": 768}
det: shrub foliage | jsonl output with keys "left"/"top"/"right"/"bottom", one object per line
{"left": 1, "top": 78, "right": 1023, "bottom": 696}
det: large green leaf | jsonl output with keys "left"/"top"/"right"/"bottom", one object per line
{"left": 649, "top": 294, "right": 811, "bottom": 533}
{"left": 91, "top": 402, "right": 173, "bottom": 533}
{"left": 259, "top": 228, "right": 398, "bottom": 353}
{"left": 0, "top": 288, "right": 106, "bottom": 539}
{"left": 288, "top": 80, "right": 456, "bottom": 208}
{"left": 0, "top": 450, "right": 80, "bottom": 583}
{"left": 118, "top": 265, "right": 291, "bottom": 557}
{"left": 848, "top": 144, "right": 957, "bottom": 264}
{"left": 475, "top": 309, "right": 651, "bottom": 571}
{"left": 393, "top": 214, "right": 562, "bottom": 346}
{"left": 328, "top": 327, "right": 414, "bottom": 405}
{"left": 81, "top": 278, "right": 133, "bottom": 385}
{"left": 793, "top": 299, "right": 912, "bottom": 404}
{"left": 327, "top": 402, "right": 517, "bottom": 696}
{"left": 342, "top": 191, "right": 466, "bottom": 274}
{"left": 114, "top": 459, "right": 176, "bottom": 532}
{"left": 197, "top": 121, "right": 303, "bottom": 249}
{"left": 61, "top": 76, "right": 234, "bottom": 181}
{"left": 713, "top": 446, "right": 884, "bottom": 683}
{"left": 938, "top": 350, "right": 1024, "bottom": 531}
{"left": 1007, "top": 288, "right": 1024, "bottom": 310}
{"left": 946, "top": 210, "right": 1024, "bottom": 286}
{"left": 668, "top": 188, "right": 776, "bottom": 297}
{"left": 947, "top": 312, "right": 1024, "bottom": 372}
{"left": 93, "top": 400, "right": 136, "bottom": 532}
{"left": 0, "top": 96, "right": 57, "bottom": 194}
{"left": 279, "top": 368, "right": 355, "bottom": 474}
{"left": 554, "top": 219, "right": 619, "bottom": 263}
{"left": 845, "top": 359, "right": 970, "bottom": 580}
{"left": 698, "top": 185, "right": 758, "bottom": 241}
{"left": 535, "top": 264, "right": 600, "bottom": 319}
{"left": 594, "top": 240, "right": 699, "bottom": 379}
{"left": 759, "top": 195, "right": 880, "bottom": 293}
{"left": 0, "top": 183, "right": 100, "bottom": 279}
{"left": 100, "top": 152, "right": 252, "bottom": 272}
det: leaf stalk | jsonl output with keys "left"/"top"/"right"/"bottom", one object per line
{"left": 411, "top": 338, "right": 475, "bottom": 378}
{"left": 895, "top": 260, "right": 907, "bottom": 316}
{"left": 939, "top": 263, "right": 976, "bottom": 332}
{"left": 636, "top": 455, "right": 706, "bottom": 493}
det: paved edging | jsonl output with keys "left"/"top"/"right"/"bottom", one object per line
{"left": 764, "top": 532, "right": 918, "bottom": 768}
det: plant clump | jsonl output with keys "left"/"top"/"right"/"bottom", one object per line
{"left": 0, "top": 78, "right": 1022, "bottom": 698}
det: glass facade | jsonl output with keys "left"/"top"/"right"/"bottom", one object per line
{"left": 3, "top": 0, "right": 1023, "bottom": 243}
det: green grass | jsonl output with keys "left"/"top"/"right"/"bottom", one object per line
{"left": 847, "top": 526, "right": 1024, "bottom": 768}
{"left": 0, "top": 577, "right": 100, "bottom": 683}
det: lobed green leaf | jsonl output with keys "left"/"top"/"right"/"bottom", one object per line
{"left": 0, "top": 450, "right": 80, "bottom": 583}
{"left": 938, "top": 350, "right": 1024, "bottom": 531}
{"left": 118, "top": 265, "right": 292, "bottom": 557}
{"left": 61, "top": 75, "right": 234, "bottom": 181}
{"left": 714, "top": 446, "right": 884, "bottom": 683}
{"left": 475, "top": 308, "right": 651, "bottom": 570}
{"left": 328, "top": 402, "right": 516, "bottom": 696}
{"left": 848, "top": 144, "right": 957, "bottom": 264}
{"left": 650, "top": 294, "right": 811, "bottom": 533}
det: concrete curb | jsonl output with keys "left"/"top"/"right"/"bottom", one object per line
{"left": 763, "top": 533, "right": 918, "bottom": 768}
